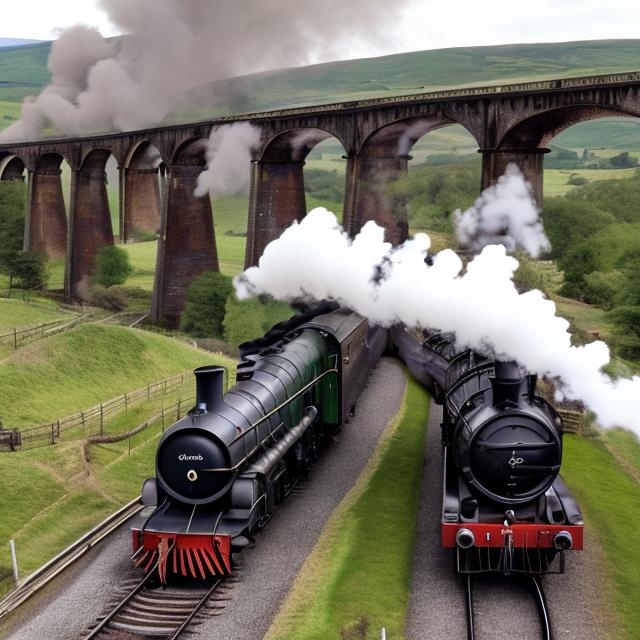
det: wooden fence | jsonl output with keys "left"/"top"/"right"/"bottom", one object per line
{"left": 3, "top": 371, "right": 201, "bottom": 451}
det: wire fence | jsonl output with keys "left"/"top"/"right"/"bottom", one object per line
{"left": 2, "top": 371, "right": 206, "bottom": 451}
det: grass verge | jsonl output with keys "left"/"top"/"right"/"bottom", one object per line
{"left": 264, "top": 374, "right": 429, "bottom": 640}
{"left": 562, "top": 435, "right": 640, "bottom": 639}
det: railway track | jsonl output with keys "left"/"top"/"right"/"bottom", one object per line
{"left": 465, "top": 574, "right": 552, "bottom": 640}
{"left": 84, "top": 573, "right": 232, "bottom": 639}
{"left": 0, "top": 498, "right": 143, "bottom": 621}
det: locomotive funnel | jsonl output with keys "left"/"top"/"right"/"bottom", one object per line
{"left": 194, "top": 365, "right": 225, "bottom": 413}
{"left": 491, "top": 360, "right": 522, "bottom": 407}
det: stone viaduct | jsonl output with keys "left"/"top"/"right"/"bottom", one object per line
{"left": 0, "top": 70, "right": 639, "bottom": 326}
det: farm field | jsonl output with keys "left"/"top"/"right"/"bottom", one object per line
{"left": 544, "top": 167, "right": 639, "bottom": 197}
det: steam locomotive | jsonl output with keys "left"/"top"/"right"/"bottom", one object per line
{"left": 392, "top": 328, "right": 584, "bottom": 575}
{"left": 131, "top": 306, "right": 387, "bottom": 582}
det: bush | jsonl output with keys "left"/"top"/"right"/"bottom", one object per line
{"left": 583, "top": 270, "right": 625, "bottom": 308}
{"left": 512, "top": 254, "right": 544, "bottom": 293}
{"left": 8, "top": 251, "right": 48, "bottom": 289}
{"left": 93, "top": 245, "right": 132, "bottom": 287}
{"left": 567, "top": 175, "right": 588, "bottom": 186}
{"left": 608, "top": 306, "right": 640, "bottom": 359}
{"left": 90, "top": 284, "right": 129, "bottom": 311}
{"left": 180, "top": 271, "right": 233, "bottom": 338}
{"left": 223, "top": 295, "right": 293, "bottom": 347}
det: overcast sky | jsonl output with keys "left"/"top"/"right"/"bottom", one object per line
{"left": 3, "top": 0, "right": 640, "bottom": 59}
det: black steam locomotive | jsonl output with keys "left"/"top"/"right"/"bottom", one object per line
{"left": 132, "top": 307, "right": 387, "bottom": 582}
{"left": 392, "top": 328, "right": 583, "bottom": 575}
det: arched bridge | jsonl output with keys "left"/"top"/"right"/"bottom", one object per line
{"left": 1, "top": 70, "right": 639, "bottom": 325}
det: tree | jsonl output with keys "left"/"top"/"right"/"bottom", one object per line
{"left": 582, "top": 147, "right": 589, "bottom": 160}
{"left": 180, "top": 271, "right": 233, "bottom": 338}
{"left": 93, "top": 245, "right": 132, "bottom": 287}
{"left": 609, "top": 152, "right": 637, "bottom": 169}
{"left": 7, "top": 251, "right": 47, "bottom": 289}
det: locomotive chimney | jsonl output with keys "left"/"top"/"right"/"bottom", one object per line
{"left": 491, "top": 360, "right": 522, "bottom": 407}
{"left": 193, "top": 366, "right": 225, "bottom": 413}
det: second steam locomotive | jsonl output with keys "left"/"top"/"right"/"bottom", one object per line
{"left": 393, "top": 328, "right": 584, "bottom": 575}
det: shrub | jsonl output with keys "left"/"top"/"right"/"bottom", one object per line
{"left": 180, "top": 271, "right": 233, "bottom": 338}
{"left": 7, "top": 251, "right": 48, "bottom": 290}
{"left": 93, "top": 245, "right": 132, "bottom": 287}
{"left": 90, "top": 284, "right": 129, "bottom": 311}
{"left": 567, "top": 175, "right": 588, "bottom": 186}
{"left": 223, "top": 295, "right": 293, "bottom": 347}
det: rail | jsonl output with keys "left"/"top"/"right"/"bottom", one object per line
{"left": 0, "top": 497, "right": 143, "bottom": 620}
{"left": 464, "top": 574, "right": 552, "bottom": 640}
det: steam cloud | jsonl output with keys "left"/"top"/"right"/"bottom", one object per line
{"left": 235, "top": 207, "right": 640, "bottom": 435}
{"left": 195, "top": 124, "right": 261, "bottom": 197}
{"left": 0, "top": 0, "right": 409, "bottom": 142}
{"left": 455, "top": 165, "right": 550, "bottom": 258}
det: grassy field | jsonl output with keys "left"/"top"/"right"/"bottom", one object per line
{"left": 544, "top": 168, "right": 639, "bottom": 197}
{"left": 562, "top": 435, "right": 640, "bottom": 639}
{"left": 0, "top": 323, "right": 231, "bottom": 427}
{"left": 265, "top": 374, "right": 429, "bottom": 640}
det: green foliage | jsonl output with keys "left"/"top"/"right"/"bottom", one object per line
{"left": 93, "top": 245, "right": 132, "bottom": 287}
{"left": 7, "top": 250, "right": 47, "bottom": 289}
{"left": 608, "top": 306, "right": 640, "bottom": 358}
{"left": 567, "top": 174, "right": 589, "bottom": 186}
{"left": 390, "top": 163, "right": 481, "bottom": 232}
{"left": 223, "top": 295, "right": 293, "bottom": 346}
{"left": 304, "top": 168, "right": 344, "bottom": 203}
{"left": 180, "top": 271, "right": 233, "bottom": 338}
{"left": 513, "top": 254, "right": 544, "bottom": 293}
{"left": 609, "top": 151, "right": 637, "bottom": 169}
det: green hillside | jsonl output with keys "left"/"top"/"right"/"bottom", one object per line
{"left": 181, "top": 39, "right": 640, "bottom": 118}
{"left": 0, "top": 323, "right": 229, "bottom": 427}
{"left": 1, "top": 39, "right": 640, "bottom": 149}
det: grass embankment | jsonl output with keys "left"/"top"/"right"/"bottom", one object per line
{"left": 544, "top": 167, "right": 639, "bottom": 197}
{"left": 0, "top": 297, "right": 73, "bottom": 332}
{"left": 265, "top": 375, "right": 429, "bottom": 640}
{"left": 0, "top": 326, "right": 235, "bottom": 596}
{"left": 562, "top": 435, "right": 640, "bottom": 640}
{"left": 0, "top": 323, "right": 232, "bottom": 427}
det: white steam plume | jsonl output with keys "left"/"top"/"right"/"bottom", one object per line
{"left": 455, "top": 165, "right": 550, "bottom": 258}
{"left": 195, "top": 124, "right": 261, "bottom": 197}
{"left": 235, "top": 207, "right": 640, "bottom": 435}
{"left": 0, "top": 0, "right": 409, "bottom": 142}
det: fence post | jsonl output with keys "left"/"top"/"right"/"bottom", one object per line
{"left": 56, "top": 420, "right": 60, "bottom": 439}
{"left": 9, "top": 539, "right": 19, "bottom": 585}
{"left": 124, "top": 393, "right": 128, "bottom": 416}
{"left": 147, "top": 384, "right": 150, "bottom": 401}
{"left": 100, "top": 403, "right": 104, "bottom": 436}
{"left": 176, "top": 398, "right": 181, "bottom": 420}
{"left": 51, "top": 423, "right": 55, "bottom": 445}
{"left": 13, "top": 328, "right": 17, "bottom": 350}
